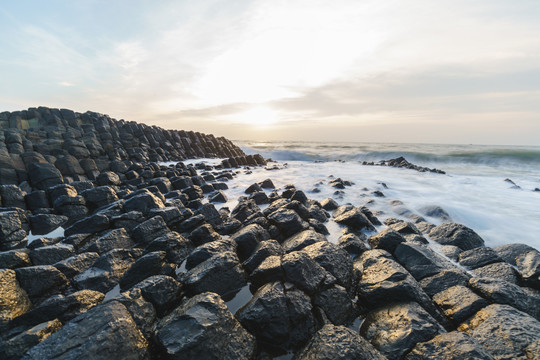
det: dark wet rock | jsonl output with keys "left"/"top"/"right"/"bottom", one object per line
{"left": 111, "top": 210, "right": 144, "bottom": 232}
{"left": 11, "top": 289, "right": 105, "bottom": 328}
{"left": 433, "top": 285, "right": 488, "bottom": 325}
{"left": 74, "top": 249, "right": 137, "bottom": 293}
{"left": 144, "top": 232, "right": 192, "bottom": 265}
{"left": 182, "top": 251, "right": 246, "bottom": 301}
{"left": 334, "top": 207, "right": 374, "bottom": 231}
{"left": 132, "top": 216, "right": 169, "bottom": 245}
{"left": 29, "top": 243, "right": 75, "bottom": 265}
{"left": 368, "top": 229, "right": 405, "bottom": 253}
{"left": 296, "top": 324, "right": 386, "bottom": 360}
{"left": 95, "top": 171, "right": 121, "bottom": 186}
{"left": 282, "top": 251, "right": 329, "bottom": 294}
{"left": 338, "top": 232, "right": 368, "bottom": 256}
{"left": 313, "top": 284, "right": 357, "bottom": 325}
{"left": 53, "top": 252, "right": 99, "bottom": 278}
{"left": 268, "top": 208, "right": 309, "bottom": 237}
{"left": 357, "top": 250, "right": 447, "bottom": 326}
{"left": 469, "top": 277, "right": 540, "bottom": 320}
{"left": 473, "top": 261, "right": 519, "bottom": 284}
{"left": 439, "top": 245, "right": 461, "bottom": 261}
{"left": 394, "top": 242, "right": 456, "bottom": 280}
{"left": 189, "top": 223, "right": 220, "bottom": 246}
{"left": 249, "top": 190, "right": 269, "bottom": 205}
{"left": 175, "top": 213, "right": 204, "bottom": 233}
{"left": 47, "top": 184, "right": 77, "bottom": 202}
{"left": 0, "top": 211, "right": 27, "bottom": 250}
{"left": 0, "top": 185, "right": 27, "bottom": 209}
{"left": 260, "top": 178, "right": 275, "bottom": 189}
{"left": 0, "top": 249, "right": 31, "bottom": 269}
{"left": 262, "top": 198, "right": 288, "bottom": 216}
{"left": 52, "top": 194, "right": 88, "bottom": 220}
{"left": 237, "top": 281, "right": 317, "bottom": 354}
{"left": 209, "top": 189, "right": 228, "bottom": 203}
{"left": 132, "top": 275, "right": 181, "bottom": 316}
{"left": 196, "top": 203, "right": 223, "bottom": 228}
{"left": 419, "top": 269, "right": 471, "bottom": 297}
{"left": 406, "top": 331, "right": 495, "bottom": 360}
{"left": 360, "top": 301, "right": 445, "bottom": 360}
{"left": 458, "top": 247, "right": 502, "bottom": 269}
{"left": 156, "top": 292, "right": 256, "bottom": 360}
{"left": 28, "top": 214, "right": 67, "bottom": 236}
{"left": 429, "top": 222, "right": 485, "bottom": 250}
{"left": 64, "top": 213, "right": 109, "bottom": 237}
{"left": 106, "top": 287, "right": 156, "bottom": 340}
{"left": 123, "top": 190, "right": 165, "bottom": 215}
{"left": 249, "top": 255, "right": 284, "bottom": 289}
{"left": 386, "top": 220, "right": 421, "bottom": 235}
{"left": 15, "top": 265, "right": 68, "bottom": 301}
{"left": 183, "top": 185, "right": 204, "bottom": 201}
{"left": 0, "top": 269, "right": 32, "bottom": 327}
{"left": 27, "top": 236, "right": 63, "bottom": 250}
{"left": 243, "top": 239, "right": 284, "bottom": 273}
{"left": 26, "top": 163, "right": 63, "bottom": 190}
{"left": 120, "top": 251, "right": 173, "bottom": 291}
{"left": 419, "top": 205, "right": 452, "bottom": 221}
{"left": 494, "top": 243, "right": 537, "bottom": 266}
{"left": 282, "top": 229, "right": 326, "bottom": 253}
{"left": 148, "top": 206, "right": 184, "bottom": 228}
{"left": 320, "top": 197, "right": 339, "bottom": 211}
{"left": 415, "top": 221, "right": 436, "bottom": 235}
{"left": 81, "top": 186, "right": 119, "bottom": 211}
{"left": 231, "top": 223, "right": 270, "bottom": 261}
{"left": 302, "top": 241, "right": 353, "bottom": 290}
{"left": 308, "top": 203, "right": 329, "bottom": 223}
{"left": 0, "top": 319, "right": 62, "bottom": 360}
{"left": 22, "top": 301, "right": 148, "bottom": 360}
{"left": 359, "top": 206, "right": 382, "bottom": 226}
{"left": 283, "top": 200, "right": 311, "bottom": 221}
{"left": 459, "top": 304, "right": 540, "bottom": 360}
{"left": 403, "top": 233, "right": 429, "bottom": 244}
{"left": 25, "top": 190, "right": 50, "bottom": 211}
{"left": 185, "top": 238, "right": 236, "bottom": 270}
{"left": 83, "top": 227, "right": 134, "bottom": 254}
{"left": 368, "top": 156, "right": 445, "bottom": 174}
{"left": 516, "top": 250, "right": 540, "bottom": 289}
{"left": 245, "top": 182, "right": 262, "bottom": 194}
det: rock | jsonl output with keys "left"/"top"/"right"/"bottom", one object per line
{"left": 156, "top": 292, "right": 256, "bottom": 360}
{"left": 132, "top": 216, "right": 169, "bottom": 245}
{"left": 406, "top": 331, "right": 495, "bottom": 360}
{"left": 52, "top": 195, "right": 88, "bottom": 222}
{"left": 0, "top": 269, "right": 31, "bottom": 327}
{"left": 473, "top": 261, "right": 519, "bottom": 284}
{"left": 429, "top": 223, "right": 485, "bottom": 250}
{"left": 249, "top": 255, "right": 284, "bottom": 289}
{"left": 313, "top": 285, "right": 357, "bottom": 325}
{"left": 245, "top": 182, "right": 262, "bottom": 194}
{"left": 267, "top": 208, "right": 309, "bottom": 237}
{"left": 47, "top": 184, "right": 77, "bottom": 202}
{"left": 0, "top": 249, "right": 31, "bottom": 269}
{"left": 53, "top": 252, "right": 99, "bottom": 278}
{"left": 185, "top": 238, "right": 236, "bottom": 270}
{"left": 11, "top": 289, "right": 105, "bottom": 328}
{"left": 259, "top": 178, "right": 275, "bottom": 189}
{"left": 29, "top": 243, "right": 75, "bottom": 265}
{"left": 209, "top": 190, "right": 227, "bottom": 203}
{"left": 394, "top": 242, "right": 456, "bottom": 280}
{"left": 419, "top": 205, "right": 452, "bottom": 221}
{"left": 237, "top": 282, "right": 317, "bottom": 354}
{"left": 22, "top": 301, "right": 148, "bottom": 360}
{"left": 0, "top": 211, "right": 27, "bottom": 250}
{"left": 337, "top": 232, "right": 368, "bottom": 256}
{"left": 458, "top": 247, "right": 503, "bottom": 269}
{"left": 494, "top": 243, "right": 537, "bottom": 265}
{"left": 15, "top": 265, "right": 69, "bottom": 301}
{"left": 119, "top": 251, "right": 172, "bottom": 291}
{"left": 96, "top": 171, "right": 121, "bottom": 186}
{"left": 469, "top": 277, "right": 540, "bottom": 320}
{"left": 123, "top": 190, "right": 165, "bottom": 215}
{"left": 432, "top": 285, "right": 488, "bottom": 325}
{"left": 282, "top": 251, "right": 329, "bottom": 294}
{"left": 28, "top": 214, "right": 68, "bottom": 236}
{"left": 243, "top": 240, "right": 284, "bottom": 273}
{"left": 81, "top": 186, "right": 119, "bottom": 211}
{"left": 106, "top": 287, "right": 156, "bottom": 340}
{"left": 360, "top": 302, "right": 445, "bottom": 360}
{"left": 74, "top": 249, "right": 137, "bottom": 293}
{"left": 282, "top": 229, "right": 326, "bottom": 253}
{"left": 368, "top": 229, "right": 405, "bottom": 253}
{"left": 296, "top": 324, "right": 386, "bottom": 360}
{"left": 26, "top": 163, "right": 63, "bottom": 190}
{"left": 144, "top": 232, "right": 192, "bottom": 265}
{"left": 334, "top": 207, "right": 374, "bottom": 231}
{"left": 321, "top": 197, "right": 339, "bottom": 210}
{"left": 302, "top": 241, "right": 354, "bottom": 290}
{"left": 230, "top": 223, "right": 270, "bottom": 261}
{"left": 84, "top": 227, "right": 134, "bottom": 254}
{"left": 439, "top": 244, "right": 461, "bottom": 260}
{"left": 0, "top": 185, "right": 26, "bottom": 209}
{"left": 182, "top": 251, "right": 247, "bottom": 301}
{"left": 64, "top": 213, "right": 109, "bottom": 237}
{"left": 0, "top": 319, "right": 62, "bottom": 360}
{"left": 419, "top": 269, "right": 471, "bottom": 297}
{"left": 516, "top": 250, "right": 540, "bottom": 289}
{"left": 132, "top": 275, "right": 182, "bottom": 316}
{"left": 25, "top": 190, "right": 50, "bottom": 211}
{"left": 387, "top": 220, "right": 421, "bottom": 235}
{"left": 459, "top": 304, "right": 540, "bottom": 360}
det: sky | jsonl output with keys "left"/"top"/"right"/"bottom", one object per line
{"left": 1, "top": 0, "right": 539, "bottom": 145}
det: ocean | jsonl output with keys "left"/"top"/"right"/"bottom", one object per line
{"left": 216, "top": 141, "right": 540, "bottom": 251}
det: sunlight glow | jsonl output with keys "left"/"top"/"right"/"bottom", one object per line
{"left": 233, "top": 106, "right": 279, "bottom": 128}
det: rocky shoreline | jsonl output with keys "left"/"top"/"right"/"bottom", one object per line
{"left": 1, "top": 108, "right": 539, "bottom": 359}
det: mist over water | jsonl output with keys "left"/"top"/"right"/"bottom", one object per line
{"left": 225, "top": 141, "right": 540, "bottom": 250}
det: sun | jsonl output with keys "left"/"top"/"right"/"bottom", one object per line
{"left": 235, "top": 106, "right": 279, "bottom": 128}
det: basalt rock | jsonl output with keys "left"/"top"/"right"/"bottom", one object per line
{"left": 429, "top": 223, "right": 485, "bottom": 250}
{"left": 406, "top": 331, "right": 495, "bottom": 360}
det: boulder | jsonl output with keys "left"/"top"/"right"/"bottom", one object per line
{"left": 394, "top": 242, "right": 456, "bottom": 280}
{"left": 321, "top": 198, "right": 339, "bottom": 210}
{"left": 296, "top": 324, "right": 386, "bottom": 360}
{"left": 337, "top": 232, "right": 368, "bottom": 256}
{"left": 185, "top": 238, "right": 237, "bottom": 270}
{"left": 25, "top": 190, "right": 50, "bottom": 211}
{"left": 360, "top": 302, "right": 445, "bottom": 359}
{"left": 429, "top": 223, "right": 485, "bottom": 250}
{"left": 96, "top": 171, "right": 121, "bottom": 186}
{"left": 22, "top": 301, "right": 148, "bottom": 360}
{"left": 132, "top": 216, "right": 169, "bottom": 245}
{"left": 119, "top": 251, "right": 172, "bottom": 291}
{"left": 406, "top": 331, "right": 495, "bottom": 360}
{"left": 28, "top": 214, "right": 68, "bottom": 236}
{"left": 419, "top": 269, "right": 471, "bottom": 297}
{"left": 282, "top": 251, "right": 329, "bottom": 294}
{"left": 29, "top": 244, "right": 75, "bottom": 265}
{"left": 302, "top": 241, "right": 354, "bottom": 290}
{"left": 242, "top": 240, "right": 284, "bottom": 273}
{"left": 249, "top": 255, "right": 284, "bottom": 289}
{"left": 26, "top": 163, "right": 63, "bottom": 190}
{"left": 0, "top": 211, "right": 27, "bottom": 250}
{"left": 458, "top": 247, "right": 502, "bottom": 269}
{"left": 516, "top": 250, "right": 540, "bottom": 289}
{"left": 432, "top": 285, "right": 488, "bottom": 325}
{"left": 472, "top": 262, "right": 518, "bottom": 284}
{"left": 0, "top": 269, "right": 32, "bottom": 327}
{"left": 230, "top": 223, "right": 270, "bottom": 261}
{"left": 333, "top": 207, "right": 374, "bottom": 231}
{"left": 368, "top": 229, "right": 405, "bottom": 253}
{"left": 123, "top": 190, "right": 165, "bottom": 215}
{"left": 15, "top": 265, "right": 69, "bottom": 301}
{"left": 0, "top": 249, "right": 31, "bottom": 269}
{"left": 53, "top": 252, "right": 100, "bottom": 278}
{"left": 459, "top": 304, "right": 540, "bottom": 360}
{"left": 237, "top": 282, "right": 317, "bottom": 354}
{"left": 0, "top": 319, "right": 62, "bottom": 360}
{"left": 282, "top": 229, "right": 326, "bottom": 253}
{"left": 0, "top": 185, "right": 26, "bottom": 209}
{"left": 156, "top": 292, "right": 256, "bottom": 360}
{"left": 144, "top": 231, "right": 192, "bottom": 264}
{"left": 84, "top": 228, "right": 134, "bottom": 254}
{"left": 209, "top": 190, "right": 227, "bottom": 203}
{"left": 313, "top": 284, "right": 358, "bottom": 325}
{"left": 81, "top": 186, "right": 119, "bottom": 211}
{"left": 267, "top": 208, "right": 309, "bottom": 238}
{"left": 494, "top": 243, "right": 537, "bottom": 266}
{"left": 132, "top": 275, "right": 182, "bottom": 316}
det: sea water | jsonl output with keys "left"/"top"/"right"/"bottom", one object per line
{"left": 213, "top": 141, "right": 540, "bottom": 250}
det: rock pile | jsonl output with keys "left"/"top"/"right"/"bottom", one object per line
{"left": 363, "top": 156, "right": 446, "bottom": 174}
{"left": 0, "top": 109, "right": 539, "bottom": 359}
